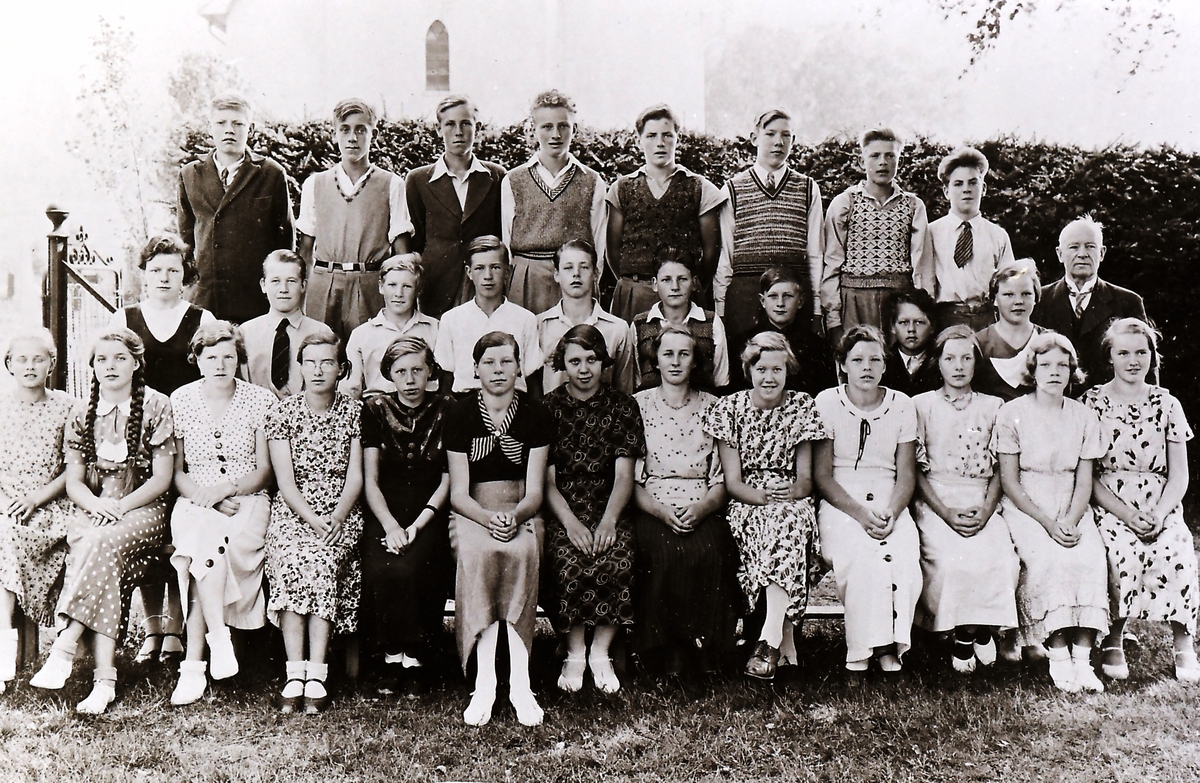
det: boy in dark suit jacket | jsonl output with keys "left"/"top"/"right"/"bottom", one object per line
{"left": 1032, "top": 215, "right": 1146, "bottom": 393}
{"left": 405, "top": 95, "right": 505, "bottom": 318}
{"left": 880, "top": 288, "right": 943, "bottom": 396}
{"left": 178, "top": 94, "right": 295, "bottom": 325}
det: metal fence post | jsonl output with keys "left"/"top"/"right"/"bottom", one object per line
{"left": 44, "top": 204, "right": 69, "bottom": 390}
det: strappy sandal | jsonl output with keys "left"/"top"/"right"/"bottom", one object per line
{"left": 134, "top": 633, "right": 163, "bottom": 664}
{"left": 159, "top": 633, "right": 185, "bottom": 664}
{"left": 1100, "top": 645, "right": 1129, "bottom": 680}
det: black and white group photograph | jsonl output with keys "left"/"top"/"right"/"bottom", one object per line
{"left": 0, "top": 0, "right": 1198, "bottom": 780}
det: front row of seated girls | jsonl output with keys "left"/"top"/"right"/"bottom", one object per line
{"left": 0, "top": 309, "right": 1195, "bottom": 724}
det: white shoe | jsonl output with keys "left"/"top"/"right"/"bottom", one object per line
{"left": 556, "top": 656, "right": 586, "bottom": 693}
{"left": 589, "top": 654, "right": 620, "bottom": 694}
{"left": 1071, "top": 647, "right": 1105, "bottom": 693}
{"left": 463, "top": 686, "right": 495, "bottom": 726}
{"left": 974, "top": 637, "right": 997, "bottom": 668}
{"left": 952, "top": 653, "right": 977, "bottom": 674}
{"left": 1047, "top": 647, "right": 1080, "bottom": 693}
{"left": 29, "top": 644, "right": 75, "bottom": 690}
{"left": 206, "top": 628, "right": 239, "bottom": 680}
{"left": 510, "top": 686, "right": 544, "bottom": 727}
{"left": 1175, "top": 649, "right": 1200, "bottom": 683}
{"left": 878, "top": 653, "right": 903, "bottom": 673}
{"left": 77, "top": 681, "right": 116, "bottom": 714}
{"left": 170, "top": 661, "right": 208, "bottom": 706}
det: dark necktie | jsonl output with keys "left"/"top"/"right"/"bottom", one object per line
{"left": 953, "top": 221, "right": 973, "bottom": 268}
{"left": 220, "top": 167, "right": 230, "bottom": 190}
{"left": 1073, "top": 292, "right": 1087, "bottom": 320}
{"left": 272, "top": 319, "right": 291, "bottom": 391}
{"left": 765, "top": 171, "right": 777, "bottom": 192}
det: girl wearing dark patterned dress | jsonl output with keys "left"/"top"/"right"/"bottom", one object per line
{"left": 266, "top": 332, "right": 364, "bottom": 713}
{"left": 29, "top": 329, "right": 176, "bottom": 714}
{"left": 0, "top": 330, "right": 75, "bottom": 696}
{"left": 445, "top": 332, "right": 551, "bottom": 727}
{"left": 110, "top": 234, "right": 214, "bottom": 666}
{"left": 361, "top": 336, "right": 454, "bottom": 696}
{"left": 632, "top": 325, "right": 738, "bottom": 676}
{"left": 1085, "top": 319, "right": 1199, "bottom": 682}
{"left": 545, "top": 325, "right": 645, "bottom": 695}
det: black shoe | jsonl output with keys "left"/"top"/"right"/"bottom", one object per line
{"left": 402, "top": 667, "right": 428, "bottom": 697}
{"left": 376, "top": 664, "right": 403, "bottom": 697}
{"left": 745, "top": 640, "right": 780, "bottom": 681}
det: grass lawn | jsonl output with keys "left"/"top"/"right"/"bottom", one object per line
{"left": 1, "top": 609, "right": 1198, "bottom": 783}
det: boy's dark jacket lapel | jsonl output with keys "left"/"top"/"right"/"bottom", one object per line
{"left": 218, "top": 152, "right": 264, "bottom": 213}
{"left": 461, "top": 169, "right": 495, "bottom": 223}
{"left": 427, "top": 174, "right": 464, "bottom": 220}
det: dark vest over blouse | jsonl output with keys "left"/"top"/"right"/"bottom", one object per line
{"left": 616, "top": 174, "right": 702, "bottom": 277}
{"left": 125, "top": 304, "right": 203, "bottom": 395}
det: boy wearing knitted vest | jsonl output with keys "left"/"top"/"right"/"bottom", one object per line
{"left": 821, "top": 128, "right": 928, "bottom": 342}
{"left": 715, "top": 109, "right": 824, "bottom": 338}
{"left": 606, "top": 104, "right": 727, "bottom": 322}
{"left": 916, "top": 147, "right": 1015, "bottom": 332}
{"left": 502, "top": 90, "right": 608, "bottom": 316}
{"left": 298, "top": 99, "right": 411, "bottom": 341}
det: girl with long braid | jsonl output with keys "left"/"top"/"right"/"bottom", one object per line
{"left": 29, "top": 329, "right": 175, "bottom": 714}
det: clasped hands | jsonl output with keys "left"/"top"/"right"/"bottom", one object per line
{"left": 192, "top": 481, "right": 241, "bottom": 517}
{"left": 565, "top": 516, "right": 618, "bottom": 556}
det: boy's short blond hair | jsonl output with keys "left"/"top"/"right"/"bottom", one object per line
{"left": 937, "top": 147, "right": 989, "bottom": 184}
{"left": 211, "top": 93, "right": 252, "bottom": 119}
{"left": 435, "top": 94, "right": 476, "bottom": 121}
{"left": 333, "top": 98, "right": 377, "bottom": 127}
{"left": 530, "top": 89, "right": 576, "bottom": 118}
{"left": 860, "top": 127, "right": 899, "bottom": 149}
{"left": 753, "top": 109, "right": 791, "bottom": 131}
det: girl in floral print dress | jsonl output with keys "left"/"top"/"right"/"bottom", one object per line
{"left": 265, "top": 332, "right": 364, "bottom": 713}
{"left": 0, "top": 329, "right": 76, "bottom": 696}
{"left": 1085, "top": 318, "right": 1199, "bottom": 682}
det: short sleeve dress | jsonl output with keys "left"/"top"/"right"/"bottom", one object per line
{"left": 58, "top": 388, "right": 176, "bottom": 642}
{"left": 443, "top": 391, "right": 552, "bottom": 667}
{"left": 544, "top": 384, "right": 646, "bottom": 633}
{"left": 813, "top": 386, "right": 923, "bottom": 664}
{"left": 0, "top": 390, "right": 77, "bottom": 624}
{"left": 360, "top": 392, "right": 455, "bottom": 660}
{"left": 911, "top": 391, "right": 1019, "bottom": 633}
{"left": 991, "top": 394, "right": 1109, "bottom": 645}
{"left": 703, "top": 389, "right": 826, "bottom": 623}
{"left": 1084, "top": 385, "right": 1198, "bottom": 634}
{"left": 632, "top": 388, "right": 739, "bottom": 655}
{"left": 169, "top": 379, "right": 276, "bottom": 630}
{"left": 264, "top": 393, "right": 364, "bottom": 635}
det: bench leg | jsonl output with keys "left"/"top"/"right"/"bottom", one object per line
{"left": 344, "top": 634, "right": 360, "bottom": 680}
{"left": 14, "top": 606, "right": 40, "bottom": 670}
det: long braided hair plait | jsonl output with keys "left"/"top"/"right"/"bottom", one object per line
{"left": 81, "top": 373, "right": 101, "bottom": 472}
{"left": 125, "top": 361, "right": 147, "bottom": 490}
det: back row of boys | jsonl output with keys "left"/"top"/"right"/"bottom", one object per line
{"left": 177, "top": 89, "right": 1032, "bottom": 395}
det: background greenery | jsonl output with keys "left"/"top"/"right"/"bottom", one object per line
{"left": 177, "top": 122, "right": 1200, "bottom": 505}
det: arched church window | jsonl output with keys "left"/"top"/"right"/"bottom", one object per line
{"left": 426, "top": 21, "right": 450, "bottom": 92}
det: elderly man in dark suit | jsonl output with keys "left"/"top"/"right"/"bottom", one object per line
{"left": 178, "top": 94, "right": 295, "bottom": 325}
{"left": 1032, "top": 215, "right": 1146, "bottom": 393}
{"left": 406, "top": 95, "right": 506, "bottom": 318}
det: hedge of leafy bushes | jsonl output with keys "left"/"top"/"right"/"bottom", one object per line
{"left": 177, "top": 121, "right": 1200, "bottom": 497}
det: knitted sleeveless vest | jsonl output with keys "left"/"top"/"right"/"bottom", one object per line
{"left": 616, "top": 173, "right": 702, "bottom": 277}
{"left": 509, "top": 164, "right": 597, "bottom": 260}
{"left": 632, "top": 311, "right": 716, "bottom": 391}
{"left": 125, "top": 304, "right": 202, "bottom": 395}
{"left": 312, "top": 166, "right": 394, "bottom": 268}
{"left": 843, "top": 188, "right": 916, "bottom": 284}
{"left": 729, "top": 168, "right": 810, "bottom": 277}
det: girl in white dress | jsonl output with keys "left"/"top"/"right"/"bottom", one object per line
{"left": 911, "top": 325, "right": 1019, "bottom": 673}
{"left": 993, "top": 332, "right": 1109, "bottom": 693}
{"left": 814, "top": 325, "right": 922, "bottom": 673}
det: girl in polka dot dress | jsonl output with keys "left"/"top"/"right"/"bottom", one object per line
{"left": 29, "top": 329, "right": 176, "bottom": 714}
